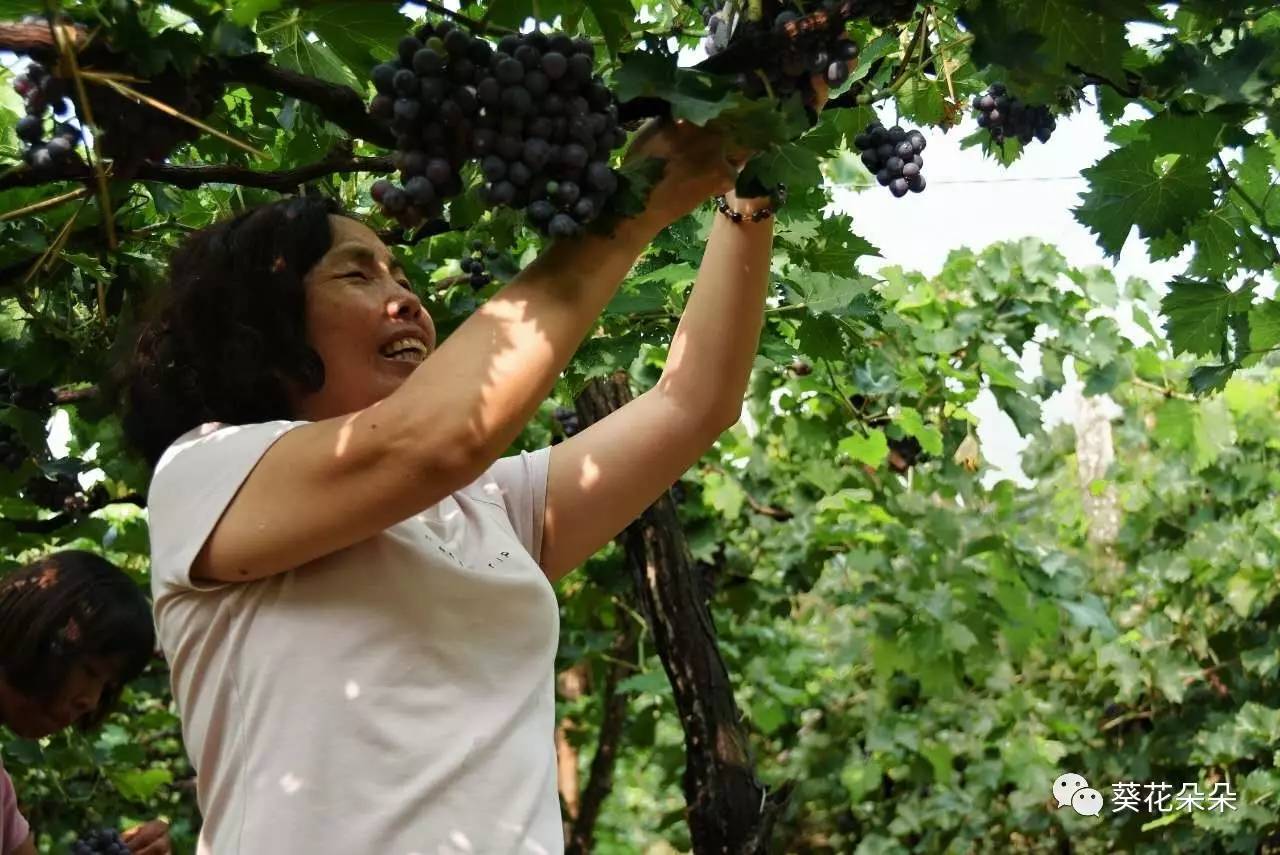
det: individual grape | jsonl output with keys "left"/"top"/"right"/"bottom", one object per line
{"left": 889, "top": 177, "right": 909, "bottom": 197}
{"left": 515, "top": 44, "right": 541, "bottom": 69}
{"left": 513, "top": 138, "right": 549, "bottom": 172}
{"left": 382, "top": 187, "right": 408, "bottom": 214}
{"left": 508, "top": 161, "right": 532, "bottom": 186}
{"left": 524, "top": 70, "right": 550, "bottom": 98}
{"left": 585, "top": 161, "right": 616, "bottom": 193}
{"left": 371, "top": 179, "right": 394, "bottom": 202}
{"left": 481, "top": 155, "right": 506, "bottom": 180}
{"left": 476, "top": 76, "right": 502, "bottom": 106}
{"left": 467, "top": 39, "right": 493, "bottom": 66}
{"left": 549, "top": 33, "right": 574, "bottom": 55}
{"left": 541, "top": 51, "right": 568, "bottom": 80}
{"left": 448, "top": 58, "right": 476, "bottom": 84}
{"left": 393, "top": 68, "right": 418, "bottom": 96}
{"left": 393, "top": 98, "right": 421, "bottom": 123}
{"left": 542, "top": 93, "right": 566, "bottom": 116}
{"left": 453, "top": 85, "right": 478, "bottom": 115}
{"left": 444, "top": 28, "right": 470, "bottom": 56}
{"left": 398, "top": 36, "right": 423, "bottom": 65}
{"left": 554, "top": 180, "right": 581, "bottom": 206}
{"left": 413, "top": 47, "right": 444, "bottom": 75}
{"left": 45, "top": 136, "right": 72, "bottom": 160}
{"left": 528, "top": 199, "right": 555, "bottom": 224}
{"left": 548, "top": 213, "right": 579, "bottom": 238}
{"left": 372, "top": 63, "right": 398, "bottom": 93}
{"left": 568, "top": 53, "right": 593, "bottom": 83}
{"left": 572, "top": 196, "right": 596, "bottom": 222}
{"left": 501, "top": 85, "right": 533, "bottom": 116}
{"left": 495, "top": 57, "right": 524, "bottom": 85}
{"left": 425, "top": 157, "right": 452, "bottom": 185}
{"left": 370, "top": 94, "right": 394, "bottom": 119}
{"left": 561, "top": 143, "right": 589, "bottom": 171}
{"left": 16, "top": 116, "right": 42, "bottom": 143}
{"left": 405, "top": 175, "right": 436, "bottom": 206}
{"left": 486, "top": 180, "right": 516, "bottom": 205}
{"left": 438, "top": 99, "right": 463, "bottom": 126}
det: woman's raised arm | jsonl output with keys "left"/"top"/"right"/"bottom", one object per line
{"left": 189, "top": 119, "right": 739, "bottom": 584}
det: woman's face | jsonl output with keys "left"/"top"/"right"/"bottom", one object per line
{"left": 0, "top": 656, "right": 120, "bottom": 738}
{"left": 290, "top": 215, "right": 437, "bottom": 422}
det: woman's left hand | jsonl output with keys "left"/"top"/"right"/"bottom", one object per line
{"left": 121, "top": 820, "right": 171, "bottom": 855}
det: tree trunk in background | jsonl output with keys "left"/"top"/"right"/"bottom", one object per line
{"left": 556, "top": 665, "right": 588, "bottom": 827}
{"left": 1073, "top": 390, "right": 1121, "bottom": 545}
{"left": 573, "top": 371, "right": 790, "bottom": 854}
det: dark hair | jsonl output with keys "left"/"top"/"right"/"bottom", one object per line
{"left": 115, "top": 195, "right": 349, "bottom": 468}
{"left": 0, "top": 550, "right": 155, "bottom": 731}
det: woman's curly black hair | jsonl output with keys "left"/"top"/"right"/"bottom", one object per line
{"left": 0, "top": 550, "right": 155, "bottom": 732}
{"left": 116, "top": 195, "right": 351, "bottom": 468}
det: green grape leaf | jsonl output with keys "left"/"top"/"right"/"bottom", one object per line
{"left": 1249, "top": 300, "right": 1280, "bottom": 356}
{"left": 838, "top": 429, "right": 889, "bottom": 467}
{"left": 302, "top": 2, "right": 408, "bottom": 71}
{"left": 894, "top": 407, "right": 944, "bottom": 456}
{"left": 584, "top": 0, "right": 635, "bottom": 57}
{"left": 1188, "top": 363, "right": 1237, "bottom": 394}
{"left": 1075, "top": 142, "right": 1215, "bottom": 257}
{"left": 227, "top": 0, "right": 283, "bottom": 25}
{"left": 738, "top": 143, "right": 823, "bottom": 191}
{"left": 1159, "top": 277, "right": 1255, "bottom": 357}
{"left": 796, "top": 314, "right": 848, "bottom": 361}
{"left": 960, "top": 0, "right": 1129, "bottom": 101}
{"left": 783, "top": 271, "right": 877, "bottom": 316}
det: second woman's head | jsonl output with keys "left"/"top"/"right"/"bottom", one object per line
{"left": 0, "top": 550, "right": 155, "bottom": 739}
{"left": 118, "top": 196, "right": 436, "bottom": 467}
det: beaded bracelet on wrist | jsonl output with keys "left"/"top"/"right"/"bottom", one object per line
{"left": 713, "top": 183, "right": 788, "bottom": 223}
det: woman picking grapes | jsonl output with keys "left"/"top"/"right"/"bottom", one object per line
{"left": 120, "top": 58, "right": 843, "bottom": 849}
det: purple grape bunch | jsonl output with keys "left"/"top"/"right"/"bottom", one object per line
{"left": 71, "top": 828, "right": 129, "bottom": 855}
{"left": 973, "top": 83, "right": 1056, "bottom": 145}
{"left": 368, "top": 21, "right": 628, "bottom": 239}
{"left": 854, "top": 121, "right": 927, "bottom": 198}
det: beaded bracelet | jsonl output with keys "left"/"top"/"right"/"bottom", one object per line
{"left": 713, "top": 183, "right": 788, "bottom": 223}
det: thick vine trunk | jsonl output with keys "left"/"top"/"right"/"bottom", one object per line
{"left": 573, "top": 371, "right": 790, "bottom": 854}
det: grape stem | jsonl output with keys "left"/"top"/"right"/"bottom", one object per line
{"left": 1214, "top": 154, "right": 1280, "bottom": 253}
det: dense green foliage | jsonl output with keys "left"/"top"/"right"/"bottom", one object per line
{"left": 0, "top": 0, "right": 1276, "bottom": 852}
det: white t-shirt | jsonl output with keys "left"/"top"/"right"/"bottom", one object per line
{"left": 147, "top": 420, "right": 562, "bottom": 855}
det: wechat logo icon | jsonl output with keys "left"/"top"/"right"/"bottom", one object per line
{"left": 1053, "top": 772, "right": 1103, "bottom": 817}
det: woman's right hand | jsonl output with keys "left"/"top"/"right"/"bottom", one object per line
{"left": 623, "top": 117, "right": 750, "bottom": 228}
